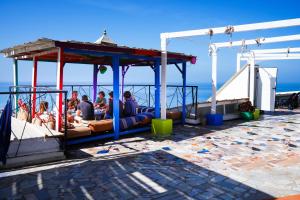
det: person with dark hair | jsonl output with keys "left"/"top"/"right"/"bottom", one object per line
{"left": 68, "top": 91, "right": 80, "bottom": 110}
{"left": 123, "top": 91, "right": 137, "bottom": 117}
{"left": 76, "top": 95, "right": 94, "bottom": 120}
{"left": 94, "top": 91, "right": 107, "bottom": 109}
{"left": 292, "top": 92, "right": 300, "bottom": 109}
{"left": 287, "top": 93, "right": 296, "bottom": 110}
{"left": 105, "top": 91, "right": 123, "bottom": 119}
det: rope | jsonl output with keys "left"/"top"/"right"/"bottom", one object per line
{"left": 225, "top": 25, "right": 234, "bottom": 46}
{"left": 255, "top": 37, "right": 265, "bottom": 47}
{"left": 208, "top": 29, "right": 214, "bottom": 45}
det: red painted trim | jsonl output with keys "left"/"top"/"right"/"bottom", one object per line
{"left": 54, "top": 41, "right": 196, "bottom": 61}
{"left": 31, "top": 58, "right": 38, "bottom": 118}
{"left": 57, "top": 48, "right": 64, "bottom": 131}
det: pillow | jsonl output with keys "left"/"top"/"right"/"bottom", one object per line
{"left": 166, "top": 111, "right": 182, "bottom": 120}
{"left": 120, "top": 116, "right": 139, "bottom": 130}
{"left": 136, "top": 113, "right": 154, "bottom": 125}
{"left": 88, "top": 120, "right": 113, "bottom": 132}
{"left": 137, "top": 106, "right": 154, "bottom": 114}
{"left": 66, "top": 126, "right": 91, "bottom": 139}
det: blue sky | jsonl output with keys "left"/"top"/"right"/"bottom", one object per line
{"left": 1, "top": 0, "right": 300, "bottom": 85}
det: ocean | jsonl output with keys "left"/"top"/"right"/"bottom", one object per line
{"left": 0, "top": 82, "right": 300, "bottom": 109}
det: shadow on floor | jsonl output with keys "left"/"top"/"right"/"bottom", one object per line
{"left": 0, "top": 150, "right": 274, "bottom": 200}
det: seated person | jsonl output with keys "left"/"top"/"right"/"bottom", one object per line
{"left": 35, "top": 101, "right": 55, "bottom": 129}
{"left": 17, "top": 99, "right": 29, "bottom": 121}
{"left": 76, "top": 95, "right": 95, "bottom": 120}
{"left": 123, "top": 91, "right": 137, "bottom": 117}
{"left": 105, "top": 91, "right": 124, "bottom": 119}
{"left": 94, "top": 91, "right": 107, "bottom": 109}
{"left": 68, "top": 91, "right": 80, "bottom": 110}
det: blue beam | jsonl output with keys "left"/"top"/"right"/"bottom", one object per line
{"left": 63, "top": 48, "right": 185, "bottom": 64}
{"left": 175, "top": 63, "right": 183, "bottom": 74}
{"left": 154, "top": 60, "right": 160, "bottom": 118}
{"left": 67, "top": 133, "right": 115, "bottom": 145}
{"left": 182, "top": 62, "right": 187, "bottom": 124}
{"left": 113, "top": 56, "right": 120, "bottom": 139}
{"left": 119, "top": 126, "right": 151, "bottom": 136}
{"left": 93, "top": 64, "right": 98, "bottom": 102}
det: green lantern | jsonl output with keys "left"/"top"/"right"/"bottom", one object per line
{"left": 98, "top": 65, "right": 107, "bottom": 74}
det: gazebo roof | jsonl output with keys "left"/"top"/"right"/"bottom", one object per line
{"left": 1, "top": 38, "right": 196, "bottom": 66}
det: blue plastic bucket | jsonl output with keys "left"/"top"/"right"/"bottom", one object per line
{"left": 206, "top": 114, "right": 223, "bottom": 126}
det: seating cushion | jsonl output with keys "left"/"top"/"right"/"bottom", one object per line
{"left": 137, "top": 106, "right": 155, "bottom": 114}
{"left": 167, "top": 111, "right": 182, "bottom": 120}
{"left": 66, "top": 126, "right": 91, "bottom": 139}
{"left": 120, "top": 116, "right": 139, "bottom": 130}
{"left": 136, "top": 113, "right": 154, "bottom": 125}
{"left": 88, "top": 120, "right": 113, "bottom": 132}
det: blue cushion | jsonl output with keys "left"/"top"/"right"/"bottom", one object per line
{"left": 119, "top": 116, "right": 139, "bottom": 130}
{"left": 137, "top": 106, "right": 154, "bottom": 114}
{"left": 136, "top": 112, "right": 154, "bottom": 121}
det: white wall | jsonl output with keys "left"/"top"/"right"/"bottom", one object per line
{"left": 215, "top": 65, "right": 250, "bottom": 101}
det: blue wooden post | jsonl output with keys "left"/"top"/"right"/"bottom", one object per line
{"left": 112, "top": 56, "right": 120, "bottom": 139}
{"left": 182, "top": 62, "right": 187, "bottom": 124}
{"left": 13, "top": 59, "right": 19, "bottom": 112}
{"left": 154, "top": 60, "right": 160, "bottom": 118}
{"left": 93, "top": 64, "right": 98, "bottom": 102}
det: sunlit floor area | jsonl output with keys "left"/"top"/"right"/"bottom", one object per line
{"left": 0, "top": 110, "right": 300, "bottom": 199}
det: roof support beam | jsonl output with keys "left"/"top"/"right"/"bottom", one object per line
{"left": 13, "top": 59, "right": 19, "bottom": 113}
{"left": 31, "top": 57, "right": 38, "bottom": 119}
{"left": 175, "top": 63, "right": 183, "bottom": 74}
{"left": 93, "top": 64, "right": 99, "bottom": 102}
{"left": 112, "top": 56, "right": 120, "bottom": 139}
{"left": 154, "top": 60, "right": 160, "bottom": 118}
{"left": 160, "top": 37, "right": 167, "bottom": 119}
{"left": 56, "top": 48, "right": 65, "bottom": 131}
{"left": 161, "top": 18, "right": 300, "bottom": 39}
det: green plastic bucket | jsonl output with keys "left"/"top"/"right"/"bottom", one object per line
{"left": 240, "top": 112, "right": 254, "bottom": 120}
{"left": 253, "top": 109, "right": 260, "bottom": 120}
{"left": 151, "top": 119, "right": 173, "bottom": 138}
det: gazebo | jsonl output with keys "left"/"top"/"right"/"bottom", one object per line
{"left": 1, "top": 34, "right": 196, "bottom": 143}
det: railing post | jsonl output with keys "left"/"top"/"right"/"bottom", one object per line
{"left": 113, "top": 56, "right": 120, "bottom": 139}
{"left": 64, "top": 91, "right": 67, "bottom": 152}
{"left": 13, "top": 59, "right": 19, "bottom": 113}
{"left": 29, "top": 87, "right": 32, "bottom": 121}
{"left": 154, "top": 60, "right": 160, "bottom": 118}
{"left": 182, "top": 62, "right": 187, "bottom": 124}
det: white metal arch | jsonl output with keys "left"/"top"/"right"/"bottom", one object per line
{"left": 160, "top": 18, "right": 300, "bottom": 118}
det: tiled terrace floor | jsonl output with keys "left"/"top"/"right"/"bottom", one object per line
{"left": 0, "top": 110, "right": 300, "bottom": 199}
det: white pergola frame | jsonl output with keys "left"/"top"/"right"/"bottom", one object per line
{"left": 237, "top": 47, "right": 300, "bottom": 71}
{"left": 237, "top": 49, "right": 300, "bottom": 108}
{"left": 211, "top": 34, "right": 300, "bottom": 110}
{"left": 160, "top": 18, "right": 300, "bottom": 118}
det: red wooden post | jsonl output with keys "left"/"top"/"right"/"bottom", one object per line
{"left": 56, "top": 48, "right": 64, "bottom": 131}
{"left": 31, "top": 57, "right": 38, "bottom": 118}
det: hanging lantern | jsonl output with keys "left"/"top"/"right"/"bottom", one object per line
{"left": 98, "top": 65, "right": 107, "bottom": 74}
